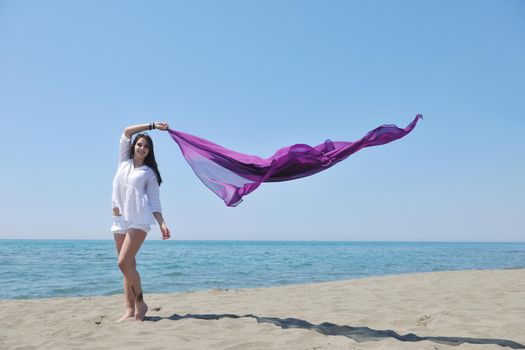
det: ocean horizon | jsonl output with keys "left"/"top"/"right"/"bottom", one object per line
{"left": 1, "top": 240, "right": 524, "bottom": 300}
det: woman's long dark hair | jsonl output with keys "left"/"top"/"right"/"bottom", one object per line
{"left": 129, "top": 133, "right": 163, "bottom": 186}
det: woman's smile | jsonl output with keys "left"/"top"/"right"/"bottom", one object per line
{"left": 135, "top": 139, "right": 150, "bottom": 158}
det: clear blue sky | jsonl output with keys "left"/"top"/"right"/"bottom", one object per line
{"left": 1, "top": 0, "right": 523, "bottom": 241}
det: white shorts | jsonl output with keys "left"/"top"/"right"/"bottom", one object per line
{"left": 111, "top": 215, "right": 150, "bottom": 234}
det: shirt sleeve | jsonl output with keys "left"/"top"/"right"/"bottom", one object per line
{"left": 146, "top": 172, "right": 162, "bottom": 213}
{"left": 118, "top": 133, "right": 131, "bottom": 164}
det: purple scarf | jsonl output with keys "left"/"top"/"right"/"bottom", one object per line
{"left": 168, "top": 114, "right": 422, "bottom": 206}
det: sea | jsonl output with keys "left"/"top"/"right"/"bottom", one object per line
{"left": 1, "top": 240, "right": 524, "bottom": 300}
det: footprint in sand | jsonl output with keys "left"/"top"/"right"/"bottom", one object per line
{"left": 94, "top": 315, "right": 106, "bottom": 325}
{"left": 416, "top": 314, "right": 432, "bottom": 326}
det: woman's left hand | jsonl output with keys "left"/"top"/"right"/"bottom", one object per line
{"left": 155, "top": 122, "right": 170, "bottom": 131}
{"left": 160, "top": 222, "right": 171, "bottom": 240}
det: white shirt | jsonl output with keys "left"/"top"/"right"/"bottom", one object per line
{"left": 112, "top": 134, "right": 162, "bottom": 225}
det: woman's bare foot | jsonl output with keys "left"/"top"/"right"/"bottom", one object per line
{"left": 117, "top": 309, "right": 135, "bottom": 322}
{"left": 135, "top": 301, "right": 148, "bottom": 321}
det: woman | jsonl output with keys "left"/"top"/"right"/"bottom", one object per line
{"left": 111, "top": 122, "right": 171, "bottom": 322}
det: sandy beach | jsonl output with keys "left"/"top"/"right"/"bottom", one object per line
{"left": 1, "top": 269, "right": 524, "bottom": 350}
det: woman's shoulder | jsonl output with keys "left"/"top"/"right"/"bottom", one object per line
{"left": 143, "top": 166, "right": 158, "bottom": 184}
{"left": 116, "top": 158, "right": 132, "bottom": 168}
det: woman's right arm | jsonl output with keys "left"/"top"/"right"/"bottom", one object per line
{"left": 124, "top": 122, "right": 169, "bottom": 138}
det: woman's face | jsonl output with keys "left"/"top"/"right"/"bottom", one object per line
{"left": 134, "top": 137, "right": 150, "bottom": 160}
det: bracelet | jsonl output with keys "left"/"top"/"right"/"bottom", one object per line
{"left": 152, "top": 122, "right": 156, "bottom": 130}
{"left": 148, "top": 123, "right": 152, "bottom": 131}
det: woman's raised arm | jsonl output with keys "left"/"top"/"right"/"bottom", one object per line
{"left": 124, "top": 122, "right": 170, "bottom": 138}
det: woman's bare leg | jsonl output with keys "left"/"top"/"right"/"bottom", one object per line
{"left": 114, "top": 233, "right": 136, "bottom": 321}
{"left": 118, "top": 229, "right": 148, "bottom": 321}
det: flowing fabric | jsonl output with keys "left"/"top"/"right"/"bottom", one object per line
{"left": 168, "top": 114, "right": 422, "bottom": 206}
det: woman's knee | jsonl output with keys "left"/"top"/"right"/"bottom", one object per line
{"left": 118, "top": 257, "right": 134, "bottom": 272}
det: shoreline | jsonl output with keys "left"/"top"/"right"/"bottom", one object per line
{"left": 2, "top": 267, "right": 524, "bottom": 302}
{"left": 3, "top": 240, "right": 524, "bottom": 300}
{"left": 2, "top": 269, "right": 524, "bottom": 349}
